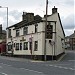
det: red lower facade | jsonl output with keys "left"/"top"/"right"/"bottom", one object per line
{"left": 0, "top": 42, "right": 6, "bottom": 53}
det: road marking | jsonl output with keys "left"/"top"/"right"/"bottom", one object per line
{"left": 31, "top": 61, "right": 44, "bottom": 62}
{"left": 20, "top": 68, "right": 44, "bottom": 74}
{"left": 0, "top": 63, "right": 12, "bottom": 67}
{"left": 55, "top": 64, "right": 70, "bottom": 65}
{"left": 47, "top": 65, "right": 75, "bottom": 71}
{"left": 68, "top": 60, "right": 75, "bottom": 61}
{"left": 0, "top": 72, "right": 8, "bottom": 75}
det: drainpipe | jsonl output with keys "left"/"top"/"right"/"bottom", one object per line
{"left": 54, "top": 22, "right": 56, "bottom": 59}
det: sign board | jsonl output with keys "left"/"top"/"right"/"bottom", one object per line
{"left": 29, "top": 37, "right": 32, "bottom": 42}
{"left": 46, "top": 25, "right": 53, "bottom": 39}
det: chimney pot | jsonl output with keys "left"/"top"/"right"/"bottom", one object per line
{"left": 52, "top": 6, "right": 58, "bottom": 14}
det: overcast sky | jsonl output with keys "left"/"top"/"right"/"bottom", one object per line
{"left": 0, "top": 0, "right": 74, "bottom": 36}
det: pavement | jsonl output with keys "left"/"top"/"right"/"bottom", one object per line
{"left": 0, "top": 50, "right": 75, "bottom": 75}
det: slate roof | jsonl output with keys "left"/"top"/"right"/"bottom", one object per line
{"left": 69, "top": 31, "right": 75, "bottom": 38}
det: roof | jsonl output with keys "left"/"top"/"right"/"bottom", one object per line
{"left": 65, "top": 31, "right": 75, "bottom": 39}
{"left": 7, "top": 19, "right": 56, "bottom": 30}
{"left": 44, "top": 13, "right": 65, "bottom": 37}
{"left": 69, "top": 31, "right": 75, "bottom": 38}
{"left": 58, "top": 13, "right": 65, "bottom": 37}
{"left": 7, "top": 12, "right": 64, "bottom": 36}
{"left": 65, "top": 36, "right": 69, "bottom": 39}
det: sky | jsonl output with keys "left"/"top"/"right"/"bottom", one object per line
{"left": 0, "top": 0, "right": 74, "bottom": 36}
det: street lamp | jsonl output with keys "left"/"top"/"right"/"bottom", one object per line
{"left": 0, "top": 6, "right": 8, "bottom": 28}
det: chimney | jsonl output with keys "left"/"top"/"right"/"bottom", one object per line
{"left": 26, "top": 13, "right": 34, "bottom": 22}
{"left": 22, "top": 12, "right": 27, "bottom": 21}
{"left": 0, "top": 24, "right": 2, "bottom": 34}
{"left": 22, "top": 12, "right": 34, "bottom": 22}
{"left": 52, "top": 6, "right": 58, "bottom": 14}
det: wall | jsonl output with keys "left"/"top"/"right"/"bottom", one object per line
{"left": 7, "top": 22, "right": 46, "bottom": 55}
{"left": 47, "top": 13, "right": 65, "bottom": 56}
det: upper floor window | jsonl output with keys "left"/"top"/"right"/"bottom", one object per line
{"left": 8, "top": 29, "right": 11, "bottom": 38}
{"left": 16, "top": 29, "right": 19, "bottom": 37}
{"left": 35, "top": 23, "right": 38, "bottom": 33}
{"left": 23, "top": 27, "right": 28, "bottom": 35}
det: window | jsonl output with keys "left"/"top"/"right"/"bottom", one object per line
{"left": 23, "top": 27, "right": 28, "bottom": 35}
{"left": 16, "top": 43, "right": 19, "bottom": 50}
{"left": 16, "top": 29, "right": 19, "bottom": 37}
{"left": 23, "top": 42, "right": 28, "bottom": 50}
{"left": 8, "top": 45, "right": 12, "bottom": 51}
{"left": 34, "top": 41, "right": 38, "bottom": 51}
{"left": 35, "top": 24, "right": 38, "bottom": 33}
{"left": 8, "top": 29, "right": 11, "bottom": 38}
{"left": 20, "top": 43, "right": 22, "bottom": 50}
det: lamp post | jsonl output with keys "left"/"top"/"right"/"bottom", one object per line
{"left": 44, "top": 0, "right": 48, "bottom": 61}
{"left": 0, "top": 6, "right": 8, "bottom": 28}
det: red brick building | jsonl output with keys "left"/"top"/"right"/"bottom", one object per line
{"left": 65, "top": 31, "right": 75, "bottom": 50}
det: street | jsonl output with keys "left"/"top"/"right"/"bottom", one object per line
{"left": 0, "top": 50, "right": 75, "bottom": 75}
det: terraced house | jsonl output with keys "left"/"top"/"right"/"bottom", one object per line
{"left": 6, "top": 6, "right": 65, "bottom": 60}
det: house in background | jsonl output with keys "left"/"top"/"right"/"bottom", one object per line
{"left": 6, "top": 6, "right": 65, "bottom": 60}
{"left": 65, "top": 31, "right": 75, "bottom": 50}
{"left": 65, "top": 36, "right": 70, "bottom": 49}
{"left": 0, "top": 25, "right": 6, "bottom": 54}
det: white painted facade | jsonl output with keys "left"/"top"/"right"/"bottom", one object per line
{"left": 6, "top": 7, "right": 65, "bottom": 60}
{"left": 7, "top": 22, "right": 46, "bottom": 55}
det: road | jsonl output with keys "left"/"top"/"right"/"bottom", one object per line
{"left": 0, "top": 50, "right": 75, "bottom": 75}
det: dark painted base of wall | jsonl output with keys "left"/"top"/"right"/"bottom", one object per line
{"left": 13, "top": 52, "right": 65, "bottom": 61}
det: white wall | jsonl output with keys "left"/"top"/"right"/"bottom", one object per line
{"left": 7, "top": 13, "right": 65, "bottom": 56}
{"left": 46, "top": 13, "right": 65, "bottom": 55}
{"left": 7, "top": 22, "right": 46, "bottom": 55}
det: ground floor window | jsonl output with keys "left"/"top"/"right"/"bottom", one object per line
{"left": 23, "top": 42, "right": 28, "bottom": 50}
{"left": 8, "top": 45, "right": 12, "bottom": 51}
{"left": 16, "top": 43, "right": 19, "bottom": 50}
{"left": 34, "top": 41, "right": 38, "bottom": 51}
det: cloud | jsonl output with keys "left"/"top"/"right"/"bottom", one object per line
{"left": 49, "top": 0, "right": 74, "bottom": 6}
{"left": 0, "top": 0, "right": 74, "bottom": 36}
{"left": 0, "top": 17, "right": 4, "bottom": 24}
{"left": 62, "top": 13, "right": 75, "bottom": 29}
{"left": 9, "top": 10, "right": 22, "bottom": 20}
{"left": 64, "top": 29, "right": 75, "bottom": 36}
{"left": 0, "top": 10, "right": 22, "bottom": 30}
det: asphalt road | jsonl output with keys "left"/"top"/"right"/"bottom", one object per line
{"left": 0, "top": 50, "right": 75, "bottom": 75}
